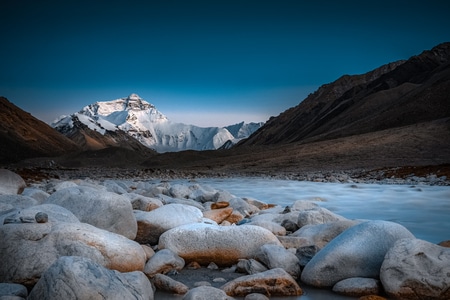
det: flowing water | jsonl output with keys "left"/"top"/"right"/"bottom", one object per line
{"left": 154, "top": 177, "right": 450, "bottom": 299}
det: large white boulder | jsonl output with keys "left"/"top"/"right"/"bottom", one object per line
{"left": 159, "top": 223, "right": 282, "bottom": 266}
{"left": 380, "top": 238, "right": 450, "bottom": 300}
{"left": 134, "top": 203, "right": 204, "bottom": 245}
{"left": 28, "top": 256, "right": 153, "bottom": 300}
{"left": 43, "top": 186, "right": 137, "bottom": 239}
{"left": 0, "top": 195, "right": 38, "bottom": 213}
{"left": 0, "top": 222, "right": 146, "bottom": 286}
{"left": 0, "top": 204, "right": 80, "bottom": 225}
{"left": 0, "top": 169, "right": 26, "bottom": 195}
{"left": 301, "top": 220, "right": 415, "bottom": 287}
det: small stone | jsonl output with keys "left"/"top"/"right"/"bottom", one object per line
{"left": 186, "top": 261, "right": 201, "bottom": 269}
{"left": 35, "top": 212, "right": 48, "bottom": 223}
{"left": 207, "top": 262, "right": 219, "bottom": 270}
{"left": 213, "top": 277, "right": 227, "bottom": 283}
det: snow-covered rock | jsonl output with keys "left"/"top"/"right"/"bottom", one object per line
{"left": 52, "top": 93, "right": 263, "bottom": 152}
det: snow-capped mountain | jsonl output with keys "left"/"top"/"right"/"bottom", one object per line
{"left": 52, "top": 94, "right": 263, "bottom": 153}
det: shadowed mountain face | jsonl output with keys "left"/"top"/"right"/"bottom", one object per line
{"left": 0, "top": 97, "right": 80, "bottom": 164}
{"left": 239, "top": 42, "right": 450, "bottom": 146}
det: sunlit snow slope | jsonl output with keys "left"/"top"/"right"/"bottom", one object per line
{"left": 52, "top": 94, "right": 263, "bottom": 152}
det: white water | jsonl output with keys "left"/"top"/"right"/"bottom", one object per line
{"left": 154, "top": 177, "right": 450, "bottom": 299}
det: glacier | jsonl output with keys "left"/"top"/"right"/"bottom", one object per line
{"left": 52, "top": 93, "right": 263, "bottom": 153}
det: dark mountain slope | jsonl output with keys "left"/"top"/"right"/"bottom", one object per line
{"left": 0, "top": 97, "right": 80, "bottom": 164}
{"left": 240, "top": 42, "right": 450, "bottom": 146}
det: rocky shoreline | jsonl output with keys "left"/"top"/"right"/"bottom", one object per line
{"left": 1, "top": 168, "right": 449, "bottom": 299}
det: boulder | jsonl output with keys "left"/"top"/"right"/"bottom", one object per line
{"left": 301, "top": 220, "right": 415, "bottom": 287}
{"left": 144, "top": 249, "right": 185, "bottom": 277}
{"left": 228, "top": 197, "right": 259, "bottom": 217}
{"left": 28, "top": 256, "right": 153, "bottom": 300}
{"left": 183, "top": 285, "right": 232, "bottom": 300}
{"left": 0, "top": 169, "right": 26, "bottom": 195}
{"left": 0, "top": 195, "right": 38, "bottom": 213}
{"left": 291, "top": 200, "right": 319, "bottom": 211}
{"left": 0, "top": 283, "right": 27, "bottom": 298}
{"left": 292, "top": 220, "right": 359, "bottom": 249}
{"left": 332, "top": 278, "right": 381, "bottom": 297}
{"left": 134, "top": 203, "right": 203, "bottom": 245}
{"left": 380, "top": 238, "right": 450, "bottom": 300}
{"left": 236, "top": 259, "right": 268, "bottom": 275}
{"left": 151, "top": 273, "right": 189, "bottom": 295}
{"left": 1, "top": 204, "right": 80, "bottom": 225}
{"left": 221, "top": 268, "right": 303, "bottom": 297}
{"left": 159, "top": 223, "right": 282, "bottom": 266}
{"left": 255, "top": 244, "right": 301, "bottom": 279}
{"left": 21, "top": 188, "right": 49, "bottom": 203}
{"left": 297, "top": 206, "right": 347, "bottom": 228}
{"left": 0, "top": 222, "right": 146, "bottom": 286}
{"left": 102, "top": 179, "right": 128, "bottom": 194}
{"left": 125, "top": 193, "right": 163, "bottom": 211}
{"left": 44, "top": 186, "right": 137, "bottom": 239}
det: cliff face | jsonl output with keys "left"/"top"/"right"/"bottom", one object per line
{"left": 0, "top": 97, "right": 80, "bottom": 163}
{"left": 239, "top": 42, "right": 450, "bottom": 146}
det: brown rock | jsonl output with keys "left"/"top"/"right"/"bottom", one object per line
{"left": 438, "top": 240, "right": 450, "bottom": 248}
{"left": 358, "top": 296, "right": 387, "bottom": 300}
{"left": 211, "top": 201, "right": 229, "bottom": 209}
{"left": 224, "top": 210, "right": 244, "bottom": 224}
{"left": 202, "top": 207, "right": 233, "bottom": 224}
{"left": 221, "top": 268, "right": 302, "bottom": 297}
{"left": 151, "top": 273, "right": 189, "bottom": 295}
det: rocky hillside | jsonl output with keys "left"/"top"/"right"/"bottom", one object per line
{"left": 0, "top": 97, "right": 80, "bottom": 164}
{"left": 239, "top": 42, "right": 450, "bottom": 146}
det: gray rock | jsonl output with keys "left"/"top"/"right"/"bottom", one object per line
{"left": 228, "top": 197, "right": 260, "bottom": 217}
{"left": 236, "top": 259, "right": 268, "bottom": 275}
{"left": 291, "top": 200, "right": 319, "bottom": 211}
{"left": 102, "top": 179, "right": 128, "bottom": 194}
{"left": 0, "top": 204, "right": 80, "bottom": 225}
{"left": 144, "top": 249, "right": 185, "bottom": 277}
{"left": 159, "top": 223, "right": 282, "bottom": 266}
{"left": 380, "top": 238, "right": 450, "bottom": 300}
{"left": 296, "top": 245, "right": 320, "bottom": 267}
{"left": 255, "top": 244, "right": 301, "bottom": 279}
{"left": 0, "top": 195, "right": 38, "bottom": 213}
{"left": 0, "top": 283, "right": 27, "bottom": 298}
{"left": 183, "top": 286, "right": 232, "bottom": 300}
{"left": 21, "top": 188, "right": 49, "bottom": 203}
{"left": 297, "top": 206, "right": 347, "bottom": 228}
{"left": 244, "top": 293, "right": 270, "bottom": 300}
{"left": 0, "top": 169, "right": 26, "bottom": 195}
{"left": 332, "top": 277, "right": 381, "bottom": 297}
{"left": 125, "top": 193, "right": 163, "bottom": 211}
{"left": 221, "top": 268, "right": 303, "bottom": 297}
{"left": 134, "top": 203, "right": 203, "bottom": 245}
{"left": 44, "top": 186, "right": 137, "bottom": 239}
{"left": 0, "top": 222, "right": 146, "bottom": 285}
{"left": 292, "top": 220, "right": 359, "bottom": 249}
{"left": 301, "top": 220, "right": 415, "bottom": 287}
{"left": 34, "top": 212, "right": 48, "bottom": 223}
{"left": 28, "top": 256, "right": 153, "bottom": 300}
{"left": 249, "top": 220, "right": 286, "bottom": 236}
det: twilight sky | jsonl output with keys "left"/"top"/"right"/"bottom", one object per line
{"left": 1, "top": 0, "right": 450, "bottom": 127}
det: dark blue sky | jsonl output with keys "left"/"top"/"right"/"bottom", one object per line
{"left": 1, "top": 0, "right": 450, "bottom": 126}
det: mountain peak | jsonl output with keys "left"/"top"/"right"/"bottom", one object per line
{"left": 127, "top": 93, "right": 141, "bottom": 100}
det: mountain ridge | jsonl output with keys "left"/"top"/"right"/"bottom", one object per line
{"left": 52, "top": 94, "right": 263, "bottom": 153}
{"left": 239, "top": 42, "right": 450, "bottom": 146}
